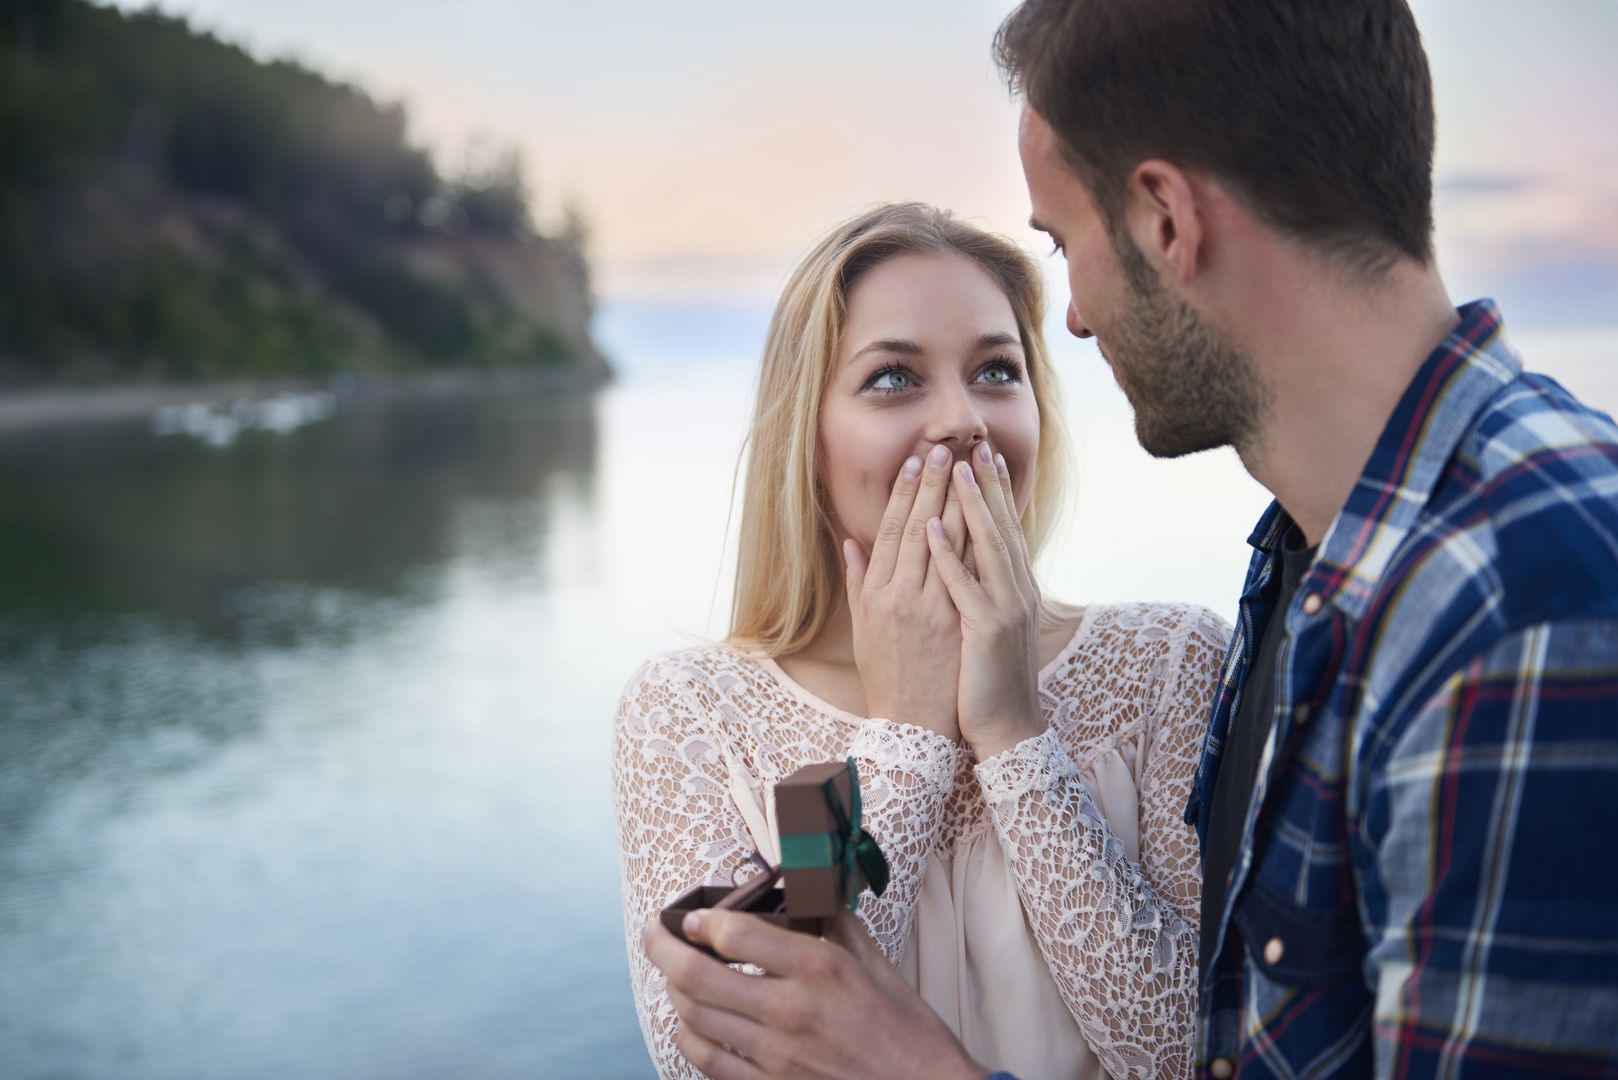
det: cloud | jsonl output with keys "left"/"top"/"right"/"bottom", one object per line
{"left": 1436, "top": 172, "right": 1545, "bottom": 196}
{"left": 599, "top": 252, "right": 797, "bottom": 303}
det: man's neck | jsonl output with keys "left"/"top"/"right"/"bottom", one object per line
{"left": 1232, "top": 255, "right": 1460, "bottom": 548}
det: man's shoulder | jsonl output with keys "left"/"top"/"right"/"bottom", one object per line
{"left": 1446, "top": 371, "right": 1618, "bottom": 626}
{"left": 1355, "top": 372, "right": 1618, "bottom": 710}
{"left": 1463, "top": 369, "right": 1618, "bottom": 482}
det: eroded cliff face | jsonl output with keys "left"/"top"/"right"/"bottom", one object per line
{"left": 394, "top": 230, "right": 610, "bottom": 379}
{"left": 0, "top": 0, "right": 610, "bottom": 386}
{"left": 0, "top": 180, "right": 610, "bottom": 386}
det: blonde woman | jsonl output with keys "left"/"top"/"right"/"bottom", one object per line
{"left": 612, "top": 204, "right": 1229, "bottom": 1079}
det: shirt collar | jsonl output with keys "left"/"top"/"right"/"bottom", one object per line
{"left": 1245, "top": 500, "right": 1290, "bottom": 553}
{"left": 1306, "top": 298, "right": 1520, "bottom": 620}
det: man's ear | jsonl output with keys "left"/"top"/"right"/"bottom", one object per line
{"left": 1126, "top": 159, "right": 1203, "bottom": 285}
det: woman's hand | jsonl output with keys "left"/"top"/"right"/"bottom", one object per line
{"left": 924, "top": 442, "right": 1046, "bottom": 760}
{"left": 843, "top": 443, "right": 969, "bottom": 739}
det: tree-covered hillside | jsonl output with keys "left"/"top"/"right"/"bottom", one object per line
{"left": 0, "top": 0, "right": 605, "bottom": 384}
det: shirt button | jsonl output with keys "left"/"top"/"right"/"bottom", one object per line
{"left": 1264, "top": 936, "right": 1286, "bottom": 965}
{"left": 1210, "top": 1058, "right": 1235, "bottom": 1079}
{"left": 1302, "top": 593, "right": 1323, "bottom": 615}
{"left": 1293, "top": 703, "right": 1311, "bottom": 723}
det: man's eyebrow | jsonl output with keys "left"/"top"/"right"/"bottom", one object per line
{"left": 851, "top": 338, "right": 925, "bottom": 361}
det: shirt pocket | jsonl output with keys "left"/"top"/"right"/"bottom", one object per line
{"left": 1231, "top": 876, "right": 1366, "bottom": 990}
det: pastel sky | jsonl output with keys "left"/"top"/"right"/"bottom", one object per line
{"left": 117, "top": 0, "right": 1618, "bottom": 326}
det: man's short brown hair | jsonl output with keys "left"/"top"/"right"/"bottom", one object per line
{"left": 996, "top": 0, "right": 1436, "bottom": 274}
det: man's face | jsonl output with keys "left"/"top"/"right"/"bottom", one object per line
{"left": 1017, "top": 107, "right": 1265, "bottom": 459}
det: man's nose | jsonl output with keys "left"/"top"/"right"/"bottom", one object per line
{"left": 1067, "top": 301, "right": 1093, "bottom": 339}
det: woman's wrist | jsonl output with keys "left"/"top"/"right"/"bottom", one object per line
{"left": 963, "top": 711, "right": 1046, "bottom": 761}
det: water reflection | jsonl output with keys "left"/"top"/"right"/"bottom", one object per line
{"left": 0, "top": 388, "right": 650, "bottom": 1080}
{"left": 0, "top": 391, "right": 599, "bottom": 631}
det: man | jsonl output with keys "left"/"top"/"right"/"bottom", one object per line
{"left": 644, "top": 1, "right": 1618, "bottom": 1076}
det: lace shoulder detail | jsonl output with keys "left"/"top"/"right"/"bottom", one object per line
{"left": 1039, "top": 602, "right": 1228, "bottom": 754}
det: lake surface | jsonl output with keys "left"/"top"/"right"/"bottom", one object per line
{"left": 1, "top": 303, "right": 1612, "bottom": 1079}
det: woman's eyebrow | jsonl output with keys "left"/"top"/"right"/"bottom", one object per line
{"left": 849, "top": 334, "right": 1021, "bottom": 365}
{"left": 975, "top": 332, "right": 1022, "bottom": 352}
{"left": 851, "top": 338, "right": 925, "bottom": 362}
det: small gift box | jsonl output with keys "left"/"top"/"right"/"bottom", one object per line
{"left": 775, "top": 759, "right": 889, "bottom": 918}
{"left": 660, "top": 757, "right": 889, "bottom": 958}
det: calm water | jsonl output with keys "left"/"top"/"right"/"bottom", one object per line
{"left": 0, "top": 302, "right": 1611, "bottom": 1079}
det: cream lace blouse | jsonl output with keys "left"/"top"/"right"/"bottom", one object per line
{"left": 612, "top": 602, "right": 1231, "bottom": 1080}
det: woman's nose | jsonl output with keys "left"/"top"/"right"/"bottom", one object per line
{"left": 923, "top": 384, "right": 988, "bottom": 450}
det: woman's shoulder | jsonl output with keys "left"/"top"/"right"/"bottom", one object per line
{"left": 618, "top": 642, "right": 764, "bottom": 702}
{"left": 1080, "top": 600, "right": 1232, "bottom": 658}
{"left": 1044, "top": 601, "right": 1230, "bottom": 717}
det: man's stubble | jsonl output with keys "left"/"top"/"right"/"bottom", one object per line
{"left": 1104, "top": 231, "right": 1269, "bottom": 461}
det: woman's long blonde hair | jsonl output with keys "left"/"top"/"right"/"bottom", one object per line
{"left": 727, "top": 203, "right": 1071, "bottom": 657}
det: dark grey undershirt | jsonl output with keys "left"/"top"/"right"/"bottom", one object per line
{"left": 1199, "top": 524, "right": 1316, "bottom": 980}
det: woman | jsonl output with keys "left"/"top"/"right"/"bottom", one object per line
{"left": 612, "top": 203, "right": 1228, "bottom": 1079}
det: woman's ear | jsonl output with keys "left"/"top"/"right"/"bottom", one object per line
{"left": 1126, "top": 160, "right": 1203, "bottom": 285}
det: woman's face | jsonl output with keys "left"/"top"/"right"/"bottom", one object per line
{"left": 819, "top": 251, "right": 1041, "bottom": 554}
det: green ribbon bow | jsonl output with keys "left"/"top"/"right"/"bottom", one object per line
{"left": 778, "top": 757, "right": 890, "bottom": 912}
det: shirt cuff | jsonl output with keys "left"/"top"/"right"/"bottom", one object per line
{"left": 849, "top": 717, "right": 963, "bottom": 801}
{"left": 972, "top": 726, "right": 1078, "bottom": 801}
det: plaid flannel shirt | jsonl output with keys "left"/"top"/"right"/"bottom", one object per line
{"left": 1187, "top": 299, "right": 1618, "bottom": 1077}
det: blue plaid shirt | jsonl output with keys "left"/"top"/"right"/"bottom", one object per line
{"left": 1186, "top": 299, "right": 1618, "bottom": 1077}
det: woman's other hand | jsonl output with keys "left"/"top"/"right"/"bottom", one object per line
{"left": 925, "top": 443, "right": 1045, "bottom": 760}
{"left": 842, "top": 443, "right": 967, "bottom": 739}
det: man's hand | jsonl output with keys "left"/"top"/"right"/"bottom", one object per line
{"left": 642, "top": 909, "right": 988, "bottom": 1080}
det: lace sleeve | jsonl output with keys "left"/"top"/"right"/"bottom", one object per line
{"left": 845, "top": 719, "right": 962, "bottom": 962}
{"left": 972, "top": 605, "right": 1228, "bottom": 1080}
{"left": 612, "top": 655, "right": 757, "bottom": 1080}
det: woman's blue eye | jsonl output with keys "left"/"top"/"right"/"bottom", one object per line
{"left": 977, "top": 359, "right": 1023, "bottom": 385}
{"left": 866, "top": 367, "right": 914, "bottom": 393}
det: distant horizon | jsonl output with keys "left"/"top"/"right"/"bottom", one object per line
{"left": 110, "top": 0, "right": 1618, "bottom": 329}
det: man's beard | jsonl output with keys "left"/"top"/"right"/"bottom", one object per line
{"left": 1105, "top": 233, "right": 1267, "bottom": 460}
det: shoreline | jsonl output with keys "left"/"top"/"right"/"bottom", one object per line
{"left": 0, "top": 364, "right": 613, "bottom": 434}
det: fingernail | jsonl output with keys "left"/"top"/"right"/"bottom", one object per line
{"left": 927, "top": 444, "right": 951, "bottom": 468}
{"left": 928, "top": 517, "right": 944, "bottom": 538}
{"left": 901, "top": 455, "right": 922, "bottom": 480}
{"left": 977, "top": 442, "right": 992, "bottom": 465}
{"left": 995, "top": 452, "right": 1009, "bottom": 476}
{"left": 683, "top": 910, "right": 706, "bottom": 938}
{"left": 957, "top": 461, "right": 976, "bottom": 486}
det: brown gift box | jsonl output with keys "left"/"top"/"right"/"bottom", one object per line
{"left": 773, "top": 761, "right": 857, "bottom": 919}
{"left": 659, "top": 760, "right": 882, "bottom": 957}
{"left": 659, "top": 882, "right": 824, "bottom": 960}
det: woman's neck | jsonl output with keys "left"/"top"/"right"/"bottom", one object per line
{"left": 794, "top": 598, "right": 856, "bottom": 668}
